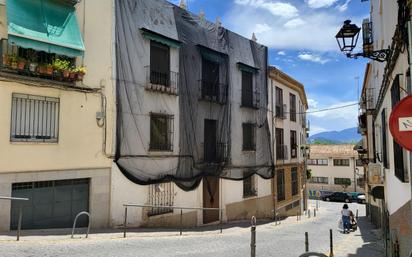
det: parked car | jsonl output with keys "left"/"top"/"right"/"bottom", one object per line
{"left": 356, "top": 193, "right": 366, "bottom": 204}
{"left": 322, "top": 192, "right": 352, "bottom": 203}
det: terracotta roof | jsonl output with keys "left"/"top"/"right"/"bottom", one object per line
{"left": 309, "top": 144, "right": 357, "bottom": 158}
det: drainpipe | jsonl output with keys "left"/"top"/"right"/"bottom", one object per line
{"left": 407, "top": 20, "right": 412, "bottom": 214}
{"left": 271, "top": 79, "right": 276, "bottom": 216}
{"left": 353, "top": 157, "right": 357, "bottom": 193}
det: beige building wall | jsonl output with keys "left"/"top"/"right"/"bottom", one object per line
{"left": 0, "top": 0, "right": 114, "bottom": 231}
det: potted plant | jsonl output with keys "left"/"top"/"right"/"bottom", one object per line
{"left": 52, "top": 58, "right": 71, "bottom": 79}
{"left": 69, "top": 67, "right": 77, "bottom": 81}
{"left": 17, "top": 57, "right": 27, "bottom": 70}
{"left": 45, "top": 64, "right": 53, "bottom": 75}
{"left": 74, "top": 66, "right": 86, "bottom": 81}
{"left": 27, "top": 52, "right": 38, "bottom": 73}
{"left": 38, "top": 63, "right": 47, "bottom": 74}
{"left": 9, "top": 54, "right": 18, "bottom": 69}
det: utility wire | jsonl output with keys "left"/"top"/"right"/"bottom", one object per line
{"left": 305, "top": 103, "right": 359, "bottom": 114}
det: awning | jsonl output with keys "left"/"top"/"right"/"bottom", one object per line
{"left": 140, "top": 28, "right": 182, "bottom": 48}
{"left": 237, "top": 62, "right": 259, "bottom": 73}
{"left": 197, "top": 45, "right": 227, "bottom": 63}
{"left": 7, "top": 0, "right": 85, "bottom": 57}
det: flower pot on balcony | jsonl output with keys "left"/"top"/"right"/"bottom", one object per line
{"left": 2, "top": 54, "right": 10, "bottom": 67}
{"left": 45, "top": 66, "right": 53, "bottom": 75}
{"left": 69, "top": 71, "right": 76, "bottom": 81}
{"left": 76, "top": 72, "right": 85, "bottom": 81}
{"left": 11, "top": 61, "right": 18, "bottom": 70}
{"left": 18, "top": 60, "right": 26, "bottom": 70}
{"left": 62, "top": 69, "right": 70, "bottom": 78}
{"left": 29, "top": 63, "right": 38, "bottom": 73}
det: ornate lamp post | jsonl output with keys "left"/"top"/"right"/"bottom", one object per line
{"left": 335, "top": 20, "right": 391, "bottom": 62}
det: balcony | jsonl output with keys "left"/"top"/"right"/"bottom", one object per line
{"left": 368, "top": 162, "right": 384, "bottom": 185}
{"left": 144, "top": 66, "right": 179, "bottom": 95}
{"left": 0, "top": 39, "right": 85, "bottom": 85}
{"left": 358, "top": 113, "right": 367, "bottom": 135}
{"left": 275, "top": 104, "right": 287, "bottom": 119}
{"left": 241, "top": 90, "right": 260, "bottom": 109}
{"left": 203, "top": 142, "right": 228, "bottom": 164}
{"left": 276, "top": 144, "right": 288, "bottom": 161}
{"left": 198, "top": 80, "right": 228, "bottom": 104}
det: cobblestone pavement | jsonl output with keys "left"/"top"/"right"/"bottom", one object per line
{"left": 0, "top": 201, "right": 384, "bottom": 257}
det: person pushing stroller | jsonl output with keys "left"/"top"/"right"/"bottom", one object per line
{"left": 341, "top": 204, "right": 352, "bottom": 233}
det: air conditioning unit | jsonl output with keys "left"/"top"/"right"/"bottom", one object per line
{"left": 368, "top": 163, "right": 384, "bottom": 185}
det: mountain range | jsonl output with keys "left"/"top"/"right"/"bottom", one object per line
{"left": 308, "top": 127, "right": 361, "bottom": 144}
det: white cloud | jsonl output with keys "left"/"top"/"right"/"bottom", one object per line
{"left": 277, "top": 51, "right": 286, "bottom": 55}
{"left": 234, "top": 0, "right": 298, "bottom": 18}
{"left": 298, "top": 53, "right": 330, "bottom": 64}
{"left": 254, "top": 23, "right": 272, "bottom": 33}
{"left": 337, "top": 0, "right": 351, "bottom": 12}
{"left": 306, "top": 0, "right": 338, "bottom": 9}
{"left": 284, "top": 18, "right": 305, "bottom": 28}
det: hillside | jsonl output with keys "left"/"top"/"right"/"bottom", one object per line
{"left": 309, "top": 127, "right": 361, "bottom": 144}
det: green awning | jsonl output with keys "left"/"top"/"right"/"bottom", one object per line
{"left": 7, "top": 0, "right": 85, "bottom": 57}
{"left": 140, "top": 28, "right": 182, "bottom": 48}
{"left": 237, "top": 62, "right": 259, "bottom": 73}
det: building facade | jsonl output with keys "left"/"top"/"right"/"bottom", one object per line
{"left": 357, "top": 0, "right": 412, "bottom": 256}
{"left": 268, "top": 67, "right": 308, "bottom": 217}
{"left": 0, "top": 0, "right": 115, "bottom": 231}
{"left": 306, "top": 145, "right": 364, "bottom": 196}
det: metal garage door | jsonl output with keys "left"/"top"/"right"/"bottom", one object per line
{"left": 10, "top": 178, "right": 89, "bottom": 230}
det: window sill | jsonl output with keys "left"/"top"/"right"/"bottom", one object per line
{"left": 10, "top": 139, "right": 58, "bottom": 144}
{"left": 147, "top": 209, "right": 174, "bottom": 217}
{"left": 242, "top": 149, "right": 256, "bottom": 153}
{"left": 240, "top": 104, "right": 259, "bottom": 110}
{"left": 243, "top": 193, "right": 258, "bottom": 199}
{"left": 148, "top": 149, "right": 174, "bottom": 154}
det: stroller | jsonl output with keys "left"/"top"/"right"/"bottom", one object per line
{"left": 349, "top": 211, "right": 357, "bottom": 231}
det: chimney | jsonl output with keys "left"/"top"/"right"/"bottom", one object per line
{"left": 199, "top": 10, "right": 205, "bottom": 21}
{"left": 179, "top": 0, "right": 187, "bottom": 9}
{"left": 252, "top": 33, "right": 257, "bottom": 42}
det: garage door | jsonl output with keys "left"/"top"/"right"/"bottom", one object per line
{"left": 10, "top": 178, "right": 89, "bottom": 230}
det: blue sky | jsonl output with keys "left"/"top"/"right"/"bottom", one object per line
{"left": 171, "top": 0, "right": 369, "bottom": 135}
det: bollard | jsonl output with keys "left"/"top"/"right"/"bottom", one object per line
{"left": 17, "top": 205, "right": 22, "bottom": 241}
{"left": 251, "top": 216, "right": 257, "bottom": 257}
{"left": 314, "top": 208, "right": 316, "bottom": 217}
{"left": 123, "top": 207, "right": 128, "bottom": 238}
{"left": 316, "top": 200, "right": 319, "bottom": 210}
{"left": 297, "top": 211, "right": 299, "bottom": 221}
{"left": 308, "top": 209, "right": 311, "bottom": 218}
{"left": 356, "top": 209, "right": 359, "bottom": 220}
{"left": 220, "top": 209, "right": 223, "bottom": 234}
{"left": 329, "top": 229, "right": 334, "bottom": 257}
{"left": 180, "top": 209, "right": 183, "bottom": 236}
{"left": 305, "top": 232, "right": 309, "bottom": 252}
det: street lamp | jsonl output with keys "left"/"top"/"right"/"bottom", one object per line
{"left": 335, "top": 20, "right": 391, "bottom": 62}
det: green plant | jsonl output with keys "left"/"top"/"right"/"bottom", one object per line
{"left": 52, "top": 58, "right": 70, "bottom": 71}
{"left": 306, "top": 169, "right": 312, "bottom": 179}
{"left": 74, "top": 66, "right": 87, "bottom": 74}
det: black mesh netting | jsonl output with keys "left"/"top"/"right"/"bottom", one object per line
{"left": 115, "top": 0, "right": 274, "bottom": 191}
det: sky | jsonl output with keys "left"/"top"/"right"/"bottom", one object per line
{"left": 170, "top": 0, "right": 369, "bottom": 135}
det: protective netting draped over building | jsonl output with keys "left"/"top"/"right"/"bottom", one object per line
{"left": 115, "top": 0, "right": 274, "bottom": 191}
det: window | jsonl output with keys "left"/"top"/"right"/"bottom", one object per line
{"left": 276, "top": 128, "right": 286, "bottom": 160}
{"left": 275, "top": 87, "right": 283, "bottom": 118}
{"left": 356, "top": 159, "right": 363, "bottom": 166}
{"left": 242, "top": 123, "right": 256, "bottom": 151}
{"left": 291, "top": 167, "right": 298, "bottom": 196}
{"left": 201, "top": 58, "right": 220, "bottom": 100}
{"left": 150, "top": 114, "right": 174, "bottom": 151}
{"left": 241, "top": 71, "right": 254, "bottom": 107}
{"left": 391, "top": 76, "right": 407, "bottom": 182}
{"left": 290, "top": 93, "right": 296, "bottom": 122}
{"left": 150, "top": 41, "right": 170, "bottom": 87}
{"left": 381, "top": 109, "right": 389, "bottom": 168}
{"left": 277, "top": 169, "right": 285, "bottom": 201}
{"left": 148, "top": 182, "right": 174, "bottom": 216}
{"left": 307, "top": 159, "right": 328, "bottom": 165}
{"left": 243, "top": 175, "right": 257, "bottom": 198}
{"left": 334, "top": 178, "right": 351, "bottom": 186}
{"left": 290, "top": 130, "right": 297, "bottom": 158}
{"left": 11, "top": 93, "right": 59, "bottom": 142}
{"left": 310, "top": 176, "right": 329, "bottom": 184}
{"left": 333, "top": 159, "right": 350, "bottom": 166}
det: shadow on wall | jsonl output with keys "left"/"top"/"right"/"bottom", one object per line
{"left": 347, "top": 217, "right": 385, "bottom": 257}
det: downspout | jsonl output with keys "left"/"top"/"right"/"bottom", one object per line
{"left": 407, "top": 20, "right": 412, "bottom": 215}
{"left": 270, "top": 78, "right": 276, "bottom": 217}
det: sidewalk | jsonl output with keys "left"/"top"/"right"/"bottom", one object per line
{"left": 333, "top": 216, "right": 385, "bottom": 257}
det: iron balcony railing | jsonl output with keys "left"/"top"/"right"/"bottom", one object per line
{"left": 144, "top": 66, "right": 179, "bottom": 95}
{"left": 203, "top": 142, "right": 228, "bottom": 164}
{"left": 241, "top": 89, "right": 260, "bottom": 109}
{"left": 198, "top": 80, "right": 228, "bottom": 104}
{"left": 0, "top": 39, "right": 79, "bottom": 84}
{"left": 358, "top": 113, "right": 367, "bottom": 135}
{"left": 276, "top": 144, "right": 288, "bottom": 160}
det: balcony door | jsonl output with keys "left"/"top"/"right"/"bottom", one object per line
{"left": 202, "top": 59, "right": 219, "bottom": 99}
{"left": 150, "top": 41, "right": 170, "bottom": 86}
{"left": 203, "top": 176, "right": 220, "bottom": 224}
{"left": 204, "top": 119, "right": 217, "bottom": 163}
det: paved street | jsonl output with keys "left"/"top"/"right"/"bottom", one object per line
{"left": 0, "top": 201, "right": 384, "bottom": 257}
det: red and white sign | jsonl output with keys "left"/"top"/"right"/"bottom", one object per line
{"left": 389, "top": 95, "right": 412, "bottom": 151}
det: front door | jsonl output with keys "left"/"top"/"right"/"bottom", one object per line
{"left": 203, "top": 176, "right": 220, "bottom": 224}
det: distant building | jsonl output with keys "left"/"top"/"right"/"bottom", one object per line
{"left": 268, "top": 66, "right": 309, "bottom": 216}
{"left": 307, "top": 144, "right": 364, "bottom": 197}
